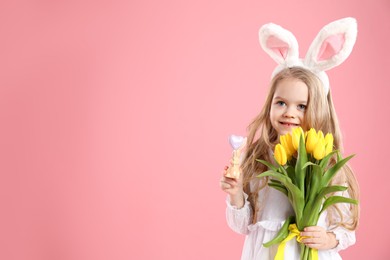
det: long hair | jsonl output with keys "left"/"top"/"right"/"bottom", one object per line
{"left": 241, "top": 67, "right": 359, "bottom": 229}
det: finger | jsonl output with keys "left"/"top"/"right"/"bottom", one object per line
{"left": 220, "top": 176, "right": 228, "bottom": 184}
{"left": 220, "top": 177, "right": 238, "bottom": 187}
{"left": 303, "top": 226, "right": 324, "bottom": 232}
{"left": 224, "top": 176, "right": 238, "bottom": 182}
{"left": 300, "top": 231, "right": 320, "bottom": 238}
{"left": 223, "top": 176, "right": 238, "bottom": 184}
{"left": 301, "top": 237, "right": 322, "bottom": 244}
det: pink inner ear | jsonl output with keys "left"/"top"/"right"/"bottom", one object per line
{"left": 266, "top": 36, "right": 289, "bottom": 60}
{"left": 317, "top": 34, "right": 345, "bottom": 61}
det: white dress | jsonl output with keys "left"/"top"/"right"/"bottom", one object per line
{"left": 226, "top": 183, "right": 356, "bottom": 259}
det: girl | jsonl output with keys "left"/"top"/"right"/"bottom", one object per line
{"left": 220, "top": 18, "right": 359, "bottom": 260}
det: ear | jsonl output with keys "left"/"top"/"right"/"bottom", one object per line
{"left": 259, "top": 23, "right": 299, "bottom": 66}
{"left": 304, "top": 17, "right": 357, "bottom": 72}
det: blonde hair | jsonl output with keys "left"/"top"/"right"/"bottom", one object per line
{"left": 241, "top": 67, "right": 359, "bottom": 230}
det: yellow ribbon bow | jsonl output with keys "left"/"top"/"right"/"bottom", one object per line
{"left": 274, "top": 224, "right": 318, "bottom": 260}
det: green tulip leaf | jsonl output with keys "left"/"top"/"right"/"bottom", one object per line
{"left": 305, "top": 185, "right": 349, "bottom": 225}
{"left": 302, "top": 161, "right": 316, "bottom": 169}
{"left": 258, "top": 171, "right": 304, "bottom": 219}
{"left": 322, "top": 155, "right": 355, "bottom": 186}
{"left": 295, "top": 135, "right": 308, "bottom": 191}
{"left": 301, "top": 165, "right": 323, "bottom": 225}
{"left": 258, "top": 171, "right": 290, "bottom": 186}
{"left": 286, "top": 166, "right": 296, "bottom": 185}
{"left": 270, "top": 179, "right": 282, "bottom": 184}
{"left": 256, "top": 159, "right": 278, "bottom": 172}
{"left": 320, "top": 196, "right": 358, "bottom": 215}
{"left": 318, "top": 185, "right": 348, "bottom": 197}
{"left": 279, "top": 164, "right": 289, "bottom": 176}
{"left": 337, "top": 151, "right": 342, "bottom": 161}
{"left": 263, "top": 216, "right": 295, "bottom": 247}
{"left": 269, "top": 183, "right": 288, "bottom": 196}
{"left": 304, "top": 164, "right": 322, "bottom": 203}
{"left": 319, "top": 150, "right": 338, "bottom": 170}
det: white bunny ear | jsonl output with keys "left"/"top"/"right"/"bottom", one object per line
{"left": 259, "top": 23, "right": 300, "bottom": 67}
{"left": 304, "top": 17, "right": 357, "bottom": 72}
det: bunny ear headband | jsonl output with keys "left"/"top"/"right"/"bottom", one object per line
{"left": 259, "top": 17, "right": 357, "bottom": 93}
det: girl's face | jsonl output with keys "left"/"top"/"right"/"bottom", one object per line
{"left": 270, "top": 78, "right": 309, "bottom": 136}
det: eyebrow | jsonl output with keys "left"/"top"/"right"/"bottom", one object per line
{"left": 273, "top": 96, "right": 307, "bottom": 104}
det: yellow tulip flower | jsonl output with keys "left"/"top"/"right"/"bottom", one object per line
{"left": 324, "top": 133, "right": 334, "bottom": 156}
{"left": 313, "top": 137, "right": 326, "bottom": 160}
{"left": 305, "top": 128, "right": 318, "bottom": 154}
{"left": 274, "top": 144, "right": 287, "bottom": 165}
{"left": 292, "top": 127, "right": 305, "bottom": 150}
{"left": 317, "top": 130, "right": 324, "bottom": 140}
{"left": 280, "top": 134, "right": 295, "bottom": 159}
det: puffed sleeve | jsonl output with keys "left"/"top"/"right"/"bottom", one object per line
{"left": 331, "top": 227, "right": 356, "bottom": 252}
{"left": 225, "top": 192, "right": 252, "bottom": 235}
{"left": 327, "top": 188, "right": 357, "bottom": 253}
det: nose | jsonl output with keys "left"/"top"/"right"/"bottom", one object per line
{"left": 283, "top": 106, "right": 295, "bottom": 118}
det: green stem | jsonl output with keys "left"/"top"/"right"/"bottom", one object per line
{"left": 299, "top": 244, "right": 305, "bottom": 260}
{"left": 301, "top": 245, "right": 310, "bottom": 260}
{"left": 304, "top": 165, "right": 312, "bottom": 204}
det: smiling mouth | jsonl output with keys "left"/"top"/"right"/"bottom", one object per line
{"left": 280, "top": 122, "right": 299, "bottom": 127}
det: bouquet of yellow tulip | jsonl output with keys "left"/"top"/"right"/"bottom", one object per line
{"left": 257, "top": 127, "right": 358, "bottom": 260}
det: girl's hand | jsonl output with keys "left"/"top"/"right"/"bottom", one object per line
{"left": 300, "top": 226, "right": 338, "bottom": 250}
{"left": 220, "top": 164, "right": 245, "bottom": 208}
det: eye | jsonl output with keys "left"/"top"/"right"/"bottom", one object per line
{"left": 276, "top": 101, "right": 286, "bottom": 106}
{"left": 297, "top": 104, "right": 306, "bottom": 111}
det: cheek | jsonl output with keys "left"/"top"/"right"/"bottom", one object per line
{"left": 299, "top": 113, "right": 307, "bottom": 125}
{"left": 270, "top": 110, "right": 283, "bottom": 130}
{"left": 270, "top": 106, "right": 280, "bottom": 116}
{"left": 269, "top": 108, "right": 277, "bottom": 122}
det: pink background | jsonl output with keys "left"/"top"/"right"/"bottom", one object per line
{"left": 1, "top": 1, "right": 389, "bottom": 259}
